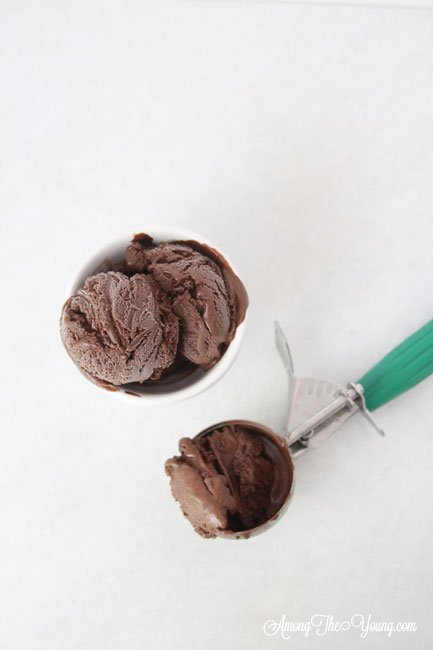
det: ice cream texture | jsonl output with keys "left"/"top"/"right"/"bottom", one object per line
{"left": 61, "top": 272, "right": 179, "bottom": 386}
{"left": 126, "top": 236, "right": 247, "bottom": 368}
{"left": 60, "top": 234, "right": 248, "bottom": 388}
{"left": 165, "top": 424, "right": 290, "bottom": 538}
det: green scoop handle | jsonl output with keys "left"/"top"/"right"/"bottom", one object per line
{"left": 358, "top": 319, "right": 433, "bottom": 412}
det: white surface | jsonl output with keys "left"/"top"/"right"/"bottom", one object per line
{"left": 1, "top": 2, "right": 433, "bottom": 649}
{"left": 205, "top": 0, "right": 433, "bottom": 7}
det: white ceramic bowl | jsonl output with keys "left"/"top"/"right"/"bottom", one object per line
{"left": 64, "top": 227, "right": 247, "bottom": 405}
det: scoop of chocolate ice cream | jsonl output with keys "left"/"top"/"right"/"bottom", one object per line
{"left": 165, "top": 438, "right": 238, "bottom": 537}
{"left": 125, "top": 236, "right": 248, "bottom": 369}
{"left": 165, "top": 424, "right": 289, "bottom": 538}
{"left": 60, "top": 271, "right": 179, "bottom": 386}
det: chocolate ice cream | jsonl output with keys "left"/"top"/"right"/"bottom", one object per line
{"left": 60, "top": 233, "right": 248, "bottom": 390}
{"left": 165, "top": 423, "right": 292, "bottom": 538}
{"left": 60, "top": 272, "right": 179, "bottom": 386}
{"left": 126, "top": 235, "right": 248, "bottom": 368}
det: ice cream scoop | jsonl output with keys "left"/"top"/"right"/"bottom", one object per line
{"left": 166, "top": 319, "right": 433, "bottom": 539}
{"left": 165, "top": 422, "right": 294, "bottom": 538}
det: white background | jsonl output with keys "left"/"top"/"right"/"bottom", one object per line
{"left": 1, "top": 1, "right": 433, "bottom": 649}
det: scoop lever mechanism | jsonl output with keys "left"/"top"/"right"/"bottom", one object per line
{"left": 274, "top": 322, "right": 384, "bottom": 457}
